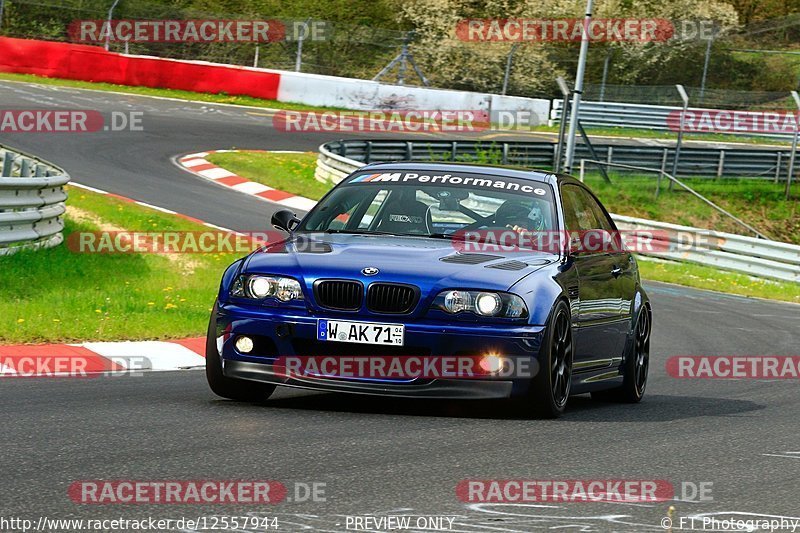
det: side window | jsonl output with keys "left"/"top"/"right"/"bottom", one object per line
{"left": 561, "top": 185, "right": 601, "bottom": 232}
{"left": 583, "top": 191, "right": 615, "bottom": 233}
{"left": 304, "top": 194, "right": 359, "bottom": 231}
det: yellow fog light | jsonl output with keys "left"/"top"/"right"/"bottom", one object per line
{"left": 235, "top": 336, "right": 254, "bottom": 354}
{"left": 479, "top": 354, "right": 505, "bottom": 374}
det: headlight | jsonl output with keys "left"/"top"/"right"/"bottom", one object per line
{"left": 475, "top": 292, "right": 502, "bottom": 316}
{"left": 248, "top": 276, "right": 277, "bottom": 298}
{"left": 444, "top": 290, "right": 472, "bottom": 314}
{"left": 276, "top": 277, "right": 302, "bottom": 301}
{"left": 231, "top": 274, "right": 304, "bottom": 301}
{"left": 435, "top": 290, "right": 528, "bottom": 319}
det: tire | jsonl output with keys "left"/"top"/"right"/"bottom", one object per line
{"left": 527, "top": 300, "right": 574, "bottom": 419}
{"left": 592, "top": 304, "right": 651, "bottom": 403}
{"left": 206, "top": 305, "right": 277, "bottom": 402}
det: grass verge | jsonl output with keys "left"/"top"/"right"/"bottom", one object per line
{"left": 207, "top": 151, "right": 330, "bottom": 200}
{"left": 637, "top": 258, "right": 800, "bottom": 304}
{"left": 205, "top": 150, "right": 800, "bottom": 303}
{"left": 528, "top": 124, "right": 793, "bottom": 146}
{"left": 0, "top": 186, "right": 242, "bottom": 344}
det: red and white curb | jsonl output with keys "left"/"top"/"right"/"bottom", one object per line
{"left": 177, "top": 150, "right": 318, "bottom": 212}
{"left": 0, "top": 337, "right": 205, "bottom": 376}
{"left": 68, "top": 181, "right": 236, "bottom": 233}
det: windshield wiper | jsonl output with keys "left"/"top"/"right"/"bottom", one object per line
{"left": 426, "top": 231, "right": 484, "bottom": 242}
{"left": 314, "top": 229, "right": 478, "bottom": 240}
{"left": 427, "top": 232, "right": 473, "bottom": 242}
{"left": 317, "top": 229, "right": 414, "bottom": 237}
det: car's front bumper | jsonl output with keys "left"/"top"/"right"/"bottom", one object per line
{"left": 214, "top": 303, "right": 546, "bottom": 399}
{"left": 223, "top": 359, "right": 515, "bottom": 399}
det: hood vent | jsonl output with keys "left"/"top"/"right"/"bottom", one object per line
{"left": 525, "top": 258, "right": 551, "bottom": 266}
{"left": 293, "top": 239, "right": 332, "bottom": 254}
{"left": 440, "top": 253, "right": 504, "bottom": 265}
{"left": 486, "top": 260, "right": 529, "bottom": 271}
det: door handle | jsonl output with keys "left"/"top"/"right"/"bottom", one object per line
{"left": 611, "top": 266, "right": 623, "bottom": 277}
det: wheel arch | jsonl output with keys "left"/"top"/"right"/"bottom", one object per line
{"left": 630, "top": 285, "right": 651, "bottom": 333}
{"left": 217, "top": 258, "right": 245, "bottom": 302}
{"left": 519, "top": 273, "right": 571, "bottom": 326}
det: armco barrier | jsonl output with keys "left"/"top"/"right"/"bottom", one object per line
{"left": 550, "top": 99, "right": 797, "bottom": 140}
{"left": 315, "top": 140, "right": 800, "bottom": 282}
{"left": 321, "top": 138, "right": 792, "bottom": 179}
{"left": 612, "top": 216, "right": 800, "bottom": 283}
{"left": 0, "top": 145, "right": 70, "bottom": 255}
{"left": 315, "top": 147, "right": 359, "bottom": 186}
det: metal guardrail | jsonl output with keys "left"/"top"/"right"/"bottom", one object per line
{"left": 613, "top": 216, "right": 800, "bottom": 283}
{"left": 317, "top": 142, "right": 366, "bottom": 182}
{"left": 316, "top": 140, "right": 800, "bottom": 283}
{"left": 323, "top": 138, "right": 794, "bottom": 180}
{"left": 0, "top": 146, "right": 70, "bottom": 255}
{"left": 550, "top": 99, "right": 795, "bottom": 139}
{"left": 315, "top": 147, "right": 360, "bottom": 185}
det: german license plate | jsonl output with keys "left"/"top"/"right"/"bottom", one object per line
{"left": 317, "top": 319, "right": 404, "bottom": 346}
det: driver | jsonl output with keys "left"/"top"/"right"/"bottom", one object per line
{"left": 494, "top": 199, "right": 547, "bottom": 234}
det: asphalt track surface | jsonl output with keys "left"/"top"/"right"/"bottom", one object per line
{"left": 2, "top": 81, "right": 799, "bottom": 532}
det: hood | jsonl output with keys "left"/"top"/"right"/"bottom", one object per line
{"left": 243, "top": 233, "right": 558, "bottom": 294}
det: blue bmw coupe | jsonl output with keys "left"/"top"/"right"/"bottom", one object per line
{"left": 206, "top": 162, "right": 651, "bottom": 417}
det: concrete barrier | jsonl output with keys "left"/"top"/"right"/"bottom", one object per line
{"left": 0, "top": 37, "right": 550, "bottom": 124}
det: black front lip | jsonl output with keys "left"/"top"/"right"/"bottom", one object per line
{"left": 223, "top": 360, "right": 514, "bottom": 399}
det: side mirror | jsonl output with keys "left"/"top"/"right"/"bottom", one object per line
{"left": 271, "top": 209, "right": 301, "bottom": 232}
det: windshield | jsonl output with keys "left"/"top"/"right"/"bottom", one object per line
{"left": 298, "top": 170, "right": 557, "bottom": 237}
